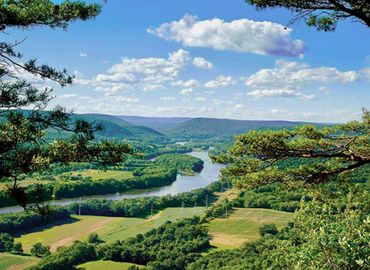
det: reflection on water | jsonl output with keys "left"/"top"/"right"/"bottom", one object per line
{"left": 0, "top": 151, "right": 223, "bottom": 213}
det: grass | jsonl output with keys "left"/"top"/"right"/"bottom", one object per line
{"left": 77, "top": 260, "right": 143, "bottom": 270}
{"left": 16, "top": 207, "right": 206, "bottom": 253}
{"left": 68, "top": 169, "right": 133, "bottom": 181}
{"left": 0, "top": 253, "right": 39, "bottom": 270}
{"left": 208, "top": 208, "right": 293, "bottom": 249}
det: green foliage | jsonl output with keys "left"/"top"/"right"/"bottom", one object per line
{"left": 0, "top": 232, "right": 14, "bottom": 252}
{"left": 246, "top": 0, "right": 370, "bottom": 31}
{"left": 12, "top": 242, "right": 23, "bottom": 254}
{"left": 221, "top": 112, "right": 369, "bottom": 189}
{"left": 99, "top": 217, "right": 210, "bottom": 270}
{"left": 30, "top": 242, "right": 50, "bottom": 257}
{"left": 154, "top": 154, "right": 204, "bottom": 173}
{"left": 259, "top": 224, "right": 278, "bottom": 237}
{"left": 87, "top": 233, "right": 103, "bottom": 244}
{"left": 0, "top": 207, "right": 70, "bottom": 234}
{"left": 30, "top": 241, "right": 96, "bottom": 270}
{"left": 0, "top": 0, "right": 133, "bottom": 219}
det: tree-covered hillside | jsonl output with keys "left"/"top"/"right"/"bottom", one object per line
{"left": 163, "top": 117, "right": 316, "bottom": 139}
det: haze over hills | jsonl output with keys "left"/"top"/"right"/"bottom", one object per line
{"left": 117, "top": 115, "right": 191, "bottom": 133}
{"left": 163, "top": 117, "right": 310, "bottom": 138}
{"left": 118, "top": 115, "right": 316, "bottom": 139}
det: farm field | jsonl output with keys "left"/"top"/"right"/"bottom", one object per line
{"left": 67, "top": 169, "right": 133, "bottom": 181}
{"left": 77, "top": 260, "right": 143, "bottom": 270}
{"left": 0, "top": 253, "right": 39, "bottom": 270}
{"left": 208, "top": 208, "right": 293, "bottom": 249}
{"left": 16, "top": 207, "right": 206, "bottom": 253}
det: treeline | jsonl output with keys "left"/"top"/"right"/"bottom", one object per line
{"left": 234, "top": 184, "right": 310, "bottom": 213}
{"left": 0, "top": 207, "right": 70, "bottom": 234}
{"left": 0, "top": 182, "right": 223, "bottom": 234}
{"left": 0, "top": 167, "right": 177, "bottom": 208}
{"left": 154, "top": 154, "right": 204, "bottom": 174}
{"left": 30, "top": 217, "right": 210, "bottom": 270}
{"left": 68, "top": 181, "right": 222, "bottom": 217}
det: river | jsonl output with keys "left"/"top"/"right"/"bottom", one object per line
{"left": 0, "top": 151, "right": 223, "bottom": 214}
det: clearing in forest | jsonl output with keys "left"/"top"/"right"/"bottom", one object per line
{"left": 208, "top": 208, "right": 293, "bottom": 249}
{"left": 77, "top": 260, "right": 144, "bottom": 270}
{"left": 15, "top": 207, "right": 206, "bottom": 253}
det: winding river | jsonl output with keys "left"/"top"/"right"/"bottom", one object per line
{"left": 0, "top": 151, "right": 223, "bottom": 214}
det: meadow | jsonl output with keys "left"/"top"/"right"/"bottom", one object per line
{"left": 0, "top": 253, "right": 39, "bottom": 270}
{"left": 68, "top": 169, "right": 133, "bottom": 181}
{"left": 77, "top": 260, "right": 143, "bottom": 270}
{"left": 16, "top": 207, "right": 206, "bottom": 253}
{"left": 208, "top": 208, "right": 293, "bottom": 249}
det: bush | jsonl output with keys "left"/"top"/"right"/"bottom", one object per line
{"left": 31, "top": 243, "right": 51, "bottom": 257}
{"left": 0, "top": 233, "right": 14, "bottom": 252}
{"left": 259, "top": 224, "right": 278, "bottom": 237}
{"left": 87, "top": 233, "right": 103, "bottom": 244}
{"left": 12, "top": 242, "right": 23, "bottom": 254}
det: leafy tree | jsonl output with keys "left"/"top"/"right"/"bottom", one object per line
{"left": 220, "top": 110, "right": 369, "bottom": 189}
{"left": 0, "top": 0, "right": 132, "bottom": 221}
{"left": 30, "top": 242, "right": 51, "bottom": 257}
{"left": 259, "top": 223, "right": 278, "bottom": 236}
{"left": 0, "top": 233, "right": 14, "bottom": 252}
{"left": 12, "top": 242, "right": 23, "bottom": 254}
{"left": 87, "top": 233, "right": 103, "bottom": 244}
{"left": 246, "top": 0, "right": 370, "bottom": 31}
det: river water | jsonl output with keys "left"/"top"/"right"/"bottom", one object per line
{"left": 0, "top": 151, "right": 223, "bottom": 214}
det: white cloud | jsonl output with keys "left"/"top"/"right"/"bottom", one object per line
{"left": 88, "top": 49, "right": 191, "bottom": 94}
{"left": 173, "top": 79, "right": 200, "bottom": 88}
{"left": 193, "top": 57, "right": 213, "bottom": 69}
{"left": 195, "top": 96, "right": 207, "bottom": 101}
{"left": 204, "top": 75, "right": 236, "bottom": 88}
{"left": 160, "top": 96, "right": 175, "bottom": 101}
{"left": 245, "top": 60, "right": 358, "bottom": 89}
{"left": 79, "top": 53, "right": 88, "bottom": 57}
{"left": 148, "top": 14, "right": 305, "bottom": 57}
{"left": 58, "top": 94, "right": 77, "bottom": 99}
{"left": 143, "top": 84, "right": 164, "bottom": 91}
{"left": 180, "top": 88, "right": 193, "bottom": 95}
{"left": 319, "top": 86, "right": 331, "bottom": 94}
{"left": 246, "top": 88, "right": 315, "bottom": 100}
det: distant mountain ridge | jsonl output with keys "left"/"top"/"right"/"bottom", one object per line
{"left": 117, "top": 115, "right": 317, "bottom": 139}
{"left": 117, "top": 115, "right": 191, "bottom": 133}
{"left": 164, "top": 117, "right": 311, "bottom": 138}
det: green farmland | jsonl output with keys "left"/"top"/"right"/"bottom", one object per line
{"left": 77, "top": 260, "right": 143, "bottom": 270}
{"left": 16, "top": 207, "right": 206, "bottom": 253}
{"left": 208, "top": 208, "right": 293, "bottom": 249}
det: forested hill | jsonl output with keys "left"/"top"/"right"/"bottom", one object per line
{"left": 117, "top": 115, "right": 191, "bottom": 132}
{"left": 162, "top": 117, "right": 314, "bottom": 139}
{"left": 45, "top": 113, "right": 164, "bottom": 141}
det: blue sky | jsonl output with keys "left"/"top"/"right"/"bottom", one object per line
{"left": 8, "top": 0, "right": 370, "bottom": 122}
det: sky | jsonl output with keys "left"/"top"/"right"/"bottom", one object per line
{"left": 7, "top": 0, "right": 370, "bottom": 122}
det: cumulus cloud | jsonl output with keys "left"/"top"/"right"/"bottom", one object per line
{"left": 245, "top": 60, "right": 358, "bottom": 89}
{"left": 180, "top": 88, "right": 193, "bottom": 95}
{"left": 246, "top": 89, "right": 315, "bottom": 100}
{"left": 173, "top": 79, "right": 200, "bottom": 88}
{"left": 148, "top": 14, "right": 305, "bottom": 57}
{"left": 83, "top": 49, "right": 190, "bottom": 94}
{"left": 160, "top": 96, "right": 175, "bottom": 101}
{"left": 193, "top": 57, "right": 213, "bottom": 69}
{"left": 79, "top": 52, "right": 88, "bottom": 57}
{"left": 204, "top": 75, "right": 236, "bottom": 88}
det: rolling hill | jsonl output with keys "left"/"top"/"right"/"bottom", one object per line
{"left": 162, "top": 117, "right": 311, "bottom": 138}
{"left": 117, "top": 115, "right": 190, "bottom": 133}
{"left": 46, "top": 113, "right": 164, "bottom": 141}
